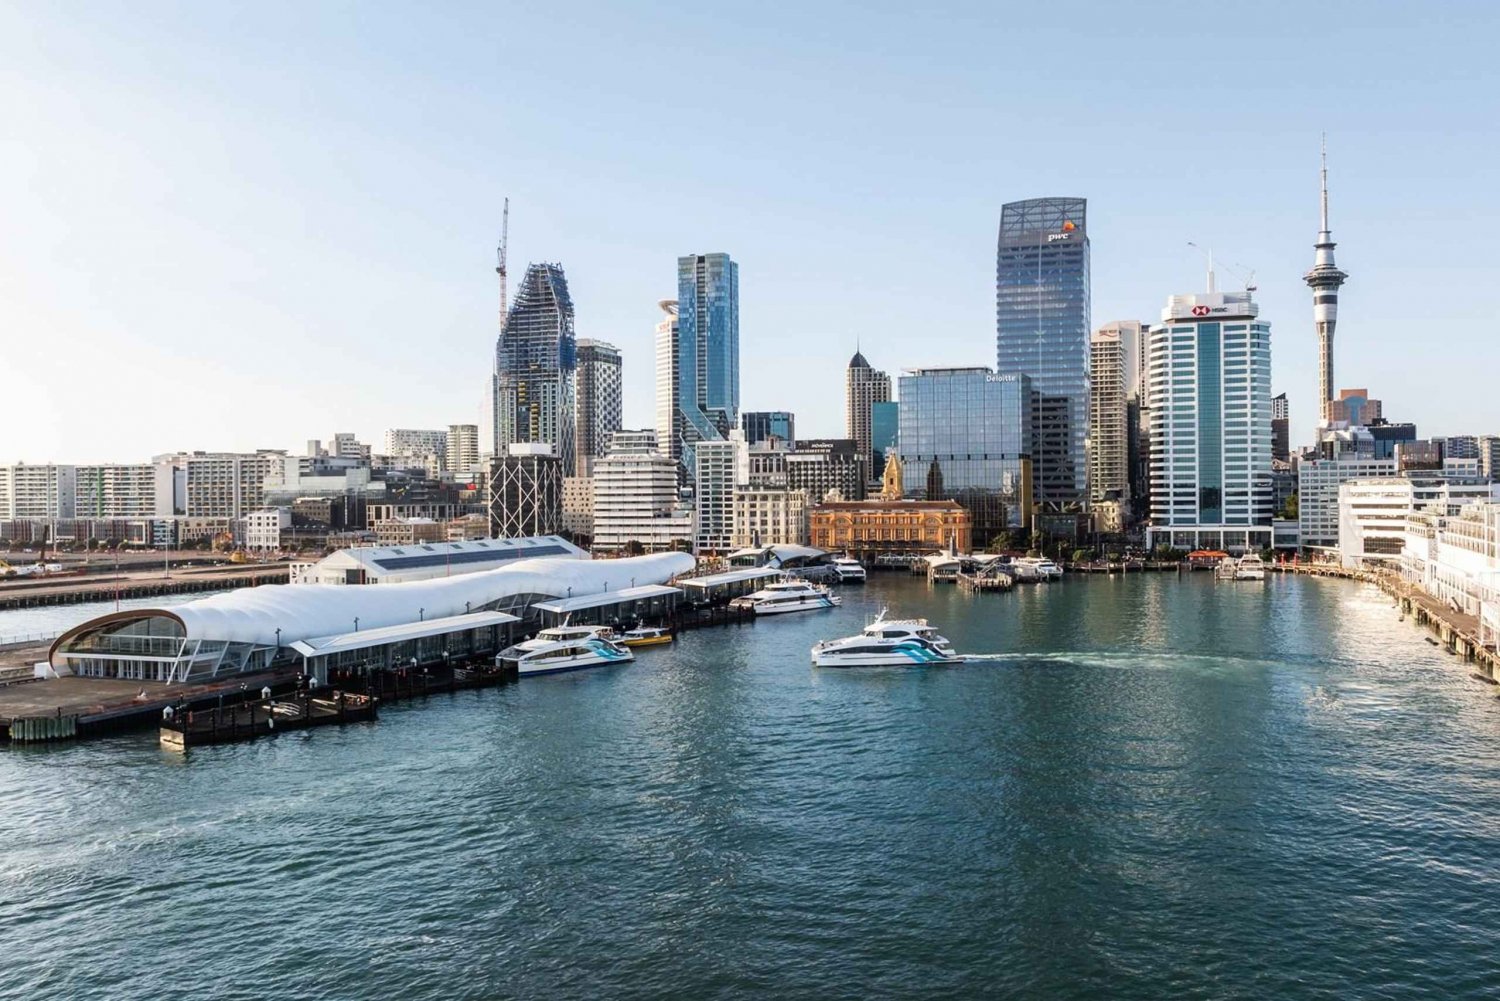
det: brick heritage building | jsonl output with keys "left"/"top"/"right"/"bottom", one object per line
{"left": 810, "top": 499, "right": 971, "bottom": 558}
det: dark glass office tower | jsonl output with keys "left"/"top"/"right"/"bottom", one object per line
{"left": 495, "top": 263, "right": 577, "bottom": 473}
{"left": 996, "top": 198, "right": 1089, "bottom": 534}
{"left": 673, "top": 253, "right": 740, "bottom": 480}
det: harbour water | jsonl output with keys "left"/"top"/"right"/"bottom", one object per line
{"left": 3, "top": 573, "right": 1500, "bottom": 999}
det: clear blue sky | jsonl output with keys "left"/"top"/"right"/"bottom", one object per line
{"left": 3, "top": 1, "right": 1497, "bottom": 462}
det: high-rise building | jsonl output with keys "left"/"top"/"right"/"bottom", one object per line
{"left": 845, "top": 351, "right": 892, "bottom": 481}
{"left": 182, "top": 451, "right": 286, "bottom": 520}
{"left": 1478, "top": 435, "right": 1500, "bottom": 481}
{"left": 740, "top": 411, "right": 795, "bottom": 445}
{"left": 693, "top": 431, "right": 748, "bottom": 554}
{"left": 896, "top": 367, "right": 1034, "bottom": 545}
{"left": 1089, "top": 324, "right": 1131, "bottom": 504}
{"left": 1304, "top": 139, "right": 1349, "bottom": 427}
{"left": 592, "top": 430, "right": 695, "bottom": 553}
{"left": 662, "top": 253, "right": 739, "bottom": 482}
{"left": 330, "top": 433, "right": 370, "bottom": 461}
{"left": 654, "top": 299, "right": 681, "bottom": 469}
{"left": 446, "top": 424, "right": 480, "bottom": 474}
{"left": 1439, "top": 435, "right": 1480, "bottom": 460}
{"left": 1145, "top": 285, "right": 1274, "bottom": 553}
{"left": 1271, "top": 392, "right": 1290, "bottom": 463}
{"left": 495, "top": 262, "right": 578, "bottom": 474}
{"left": 574, "top": 339, "right": 623, "bottom": 478}
{"left": 486, "top": 444, "right": 563, "bottom": 538}
{"left": 996, "top": 197, "right": 1090, "bottom": 531}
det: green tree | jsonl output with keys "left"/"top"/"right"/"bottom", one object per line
{"left": 1278, "top": 491, "right": 1299, "bottom": 520}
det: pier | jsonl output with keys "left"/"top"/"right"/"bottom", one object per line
{"left": 159, "top": 686, "right": 378, "bottom": 750}
{"left": 0, "top": 564, "right": 289, "bottom": 610}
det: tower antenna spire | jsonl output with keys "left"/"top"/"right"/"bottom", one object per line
{"left": 1320, "top": 132, "right": 1330, "bottom": 234}
{"left": 496, "top": 198, "right": 510, "bottom": 332}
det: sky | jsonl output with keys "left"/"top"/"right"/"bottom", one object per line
{"left": 2, "top": 0, "right": 1498, "bottom": 463}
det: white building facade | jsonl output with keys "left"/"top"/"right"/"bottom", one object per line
{"left": 1145, "top": 288, "right": 1274, "bottom": 552}
{"left": 693, "top": 431, "right": 748, "bottom": 554}
{"left": 244, "top": 508, "right": 291, "bottom": 552}
{"left": 592, "top": 430, "right": 694, "bottom": 554}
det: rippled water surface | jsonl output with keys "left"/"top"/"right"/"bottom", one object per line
{"left": 4, "top": 573, "right": 1500, "bottom": 999}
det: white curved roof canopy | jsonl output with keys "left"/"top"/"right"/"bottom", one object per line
{"left": 68, "top": 552, "right": 696, "bottom": 649}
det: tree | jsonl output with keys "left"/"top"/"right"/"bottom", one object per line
{"left": 1278, "top": 491, "right": 1299, "bottom": 520}
{"left": 623, "top": 539, "right": 645, "bottom": 557}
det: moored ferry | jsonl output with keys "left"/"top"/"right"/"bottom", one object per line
{"left": 497, "top": 625, "right": 634, "bottom": 676}
{"left": 620, "top": 625, "right": 673, "bottom": 647}
{"left": 730, "top": 580, "right": 841, "bottom": 615}
{"left": 1234, "top": 553, "right": 1267, "bottom": 580}
{"left": 832, "top": 557, "right": 867, "bottom": 583}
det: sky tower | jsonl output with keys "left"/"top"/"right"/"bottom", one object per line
{"left": 1304, "top": 137, "right": 1348, "bottom": 426}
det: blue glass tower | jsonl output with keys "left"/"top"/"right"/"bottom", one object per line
{"left": 673, "top": 253, "right": 740, "bottom": 479}
{"left": 996, "top": 198, "right": 1090, "bottom": 534}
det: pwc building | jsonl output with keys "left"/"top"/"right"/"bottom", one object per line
{"left": 996, "top": 198, "right": 1090, "bottom": 537}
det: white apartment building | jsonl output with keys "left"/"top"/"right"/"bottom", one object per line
{"left": 181, "top": 451, "right": 285, "bottom": 520}
{"left": 244, "top": 508, "right": 291, "bottom": 551}
{"left": 693, "top": 431, "right": 748, "bottom": 554}
{"left": 592, "top": 430, "right": 694, "bottom": 553}
{"left": 0, "top": 464, "right": 77, "bottom": 519}
{"left": 385, "top": 429, "right": 448, "bottom": 464}
{"left": 732, "top": 487, "right": 810, "bottom": 549}
{"left": 1145, "top": 287, "right": 1274, "bottom": 553}
{"left": 74, "top": 463, "right": 175, "bottom": 518}
{"left": 1089, "top": 323, "right": 1137, "bottom": 501}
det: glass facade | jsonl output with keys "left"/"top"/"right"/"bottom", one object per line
{"left": 896, "top": 368, "right": 1033, "bottom": 542}
{"left": 673, "top": 253, "right": 740, "bottom": 480}
{"left": 740, "top": 411, "right": 795, "bottom": 445}
{"left": 996, "top": 198, "right": 1089, "bottom": 518}
{"left": 871, "top": 401, "right": 899, "bottom": 479}
{"left": 495, "top": 263, "right": 577, "bottom": 473}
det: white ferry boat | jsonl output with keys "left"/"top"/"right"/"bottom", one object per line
{"left": 832, "top": 556, "right": 867, "bottom": 583}
{"left": 812, "top": 610, "right": 963, "bottom": 667}
{"left": 1013, "top": 557, "right": 1063, "bottom": 581}
{"left": 496, "top": 625, "right": 634, "bottom": 676}
{"left": 1234, "top": 553, "right": 1267, "bottom": 580}
{"left": 730, "top": 580, "right": 842, "bottom": 615}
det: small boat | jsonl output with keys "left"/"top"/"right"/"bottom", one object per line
{"left": 1234, "top": 553, "right": 1267, "bottom": 581}
{"left": 730, "top": 580, "right": 842, "bottom": 615}
{"left": 620, "top": 625, "right": 673, "bottom": 648}
{"left": 497, "top": 625, "right": 634, "bottom": 676}
{"left": 832, "top": 556, "right": 867, "bottom": 583}
{"left": 812, "top": 609, "right": 963, "bottom": 667}
{"left": 1214, "top": 557, "right": 1239, "bottom": 580}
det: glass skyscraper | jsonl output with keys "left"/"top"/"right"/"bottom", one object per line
{"left": 996, "top": 197, "right": 1090, "bottom": 533}
{"left": 896, "top": 367, "right": 1034, "bottom": 544}
{"left": 495, "top": 263, "right": 577, "bottom": 473}
{"left": 668, "top": 253, "right": 740, "bottom": 481}
{"left": 740, "top": 411, "right": 795, "bottom": 445}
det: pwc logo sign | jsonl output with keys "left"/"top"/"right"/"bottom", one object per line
{"left": 1191, "top": 305, "right": 1212, "bottom": 316}
{"left": 1046, "top": 220, "right": 1079, "bottom": 243}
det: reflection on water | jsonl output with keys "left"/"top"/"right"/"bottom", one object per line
{"left": 2, "top": 573, "right": 1499, "bottom": 1000}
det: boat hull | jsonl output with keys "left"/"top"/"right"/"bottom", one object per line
{"left": 514, "top": 651, "right": 633, "bottom": 676}
{"left": 814, "top": 652, "right": 964, "bottom": 667}
{"left": 755, "top": 597, "right": 840, "bottom": 615}
{"left": 621, "top": 635, "right": 673, "bottom": 648}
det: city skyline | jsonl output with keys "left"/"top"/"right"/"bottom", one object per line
{"left": 3, "top": 3, "right": 1499, "bottom": 461}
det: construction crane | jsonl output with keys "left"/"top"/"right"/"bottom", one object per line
{"left": 496, "top": 197, "right": 510, "bottom": 332}
{"left": 1222, "top": 262, "right": 1258, "bottom": 293}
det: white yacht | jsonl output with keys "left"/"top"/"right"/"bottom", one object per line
{"left": 730, "top": 580, "right": 842, "bottom": 615}
{"left": 1013, "top": 557, "right": 1063, "bottom": 581}
{"left": 1214, "top": 556, "right": 1239, "bottom": 580}
{"left": 832, "top": 556, "right": 867, "bottom": 583}
{"left": 496, "top": 625, "right": 634, "bottom": 676}
{"left": 812, "top": 610, "right": 963, "bottom": 667}
{"left": 1234, "top": 553, "right": 1267, "bottom": 580}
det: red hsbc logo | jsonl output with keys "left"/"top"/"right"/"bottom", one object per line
{"left": 1191, "top": 305, "right": 1211, "bottom": 316}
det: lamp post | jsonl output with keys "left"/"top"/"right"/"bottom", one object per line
{"left": 419, "top": 607, "right": 425, "bottom": 622}
{"left": 353, "top": 616, "right": 360, "bottom": 632}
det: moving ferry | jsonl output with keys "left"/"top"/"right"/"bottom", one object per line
{"left": 497, "top": 625, "right": 634, "bottom": 676}
{"left": 730, "top": 580, "right": 842, "bottom": 616}
{"left": 812, "top": 610, "right": 963, "bottom": 667}
{"left": 832, "top": 556, "right": 867, "bottom": 583}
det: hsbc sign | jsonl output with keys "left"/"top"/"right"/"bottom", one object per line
{"left": 1178, "top": 303, "right": 1238, "bottom": 319}
{"left": 1191, "top": 305, "right": 1210, "bottom": 316}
